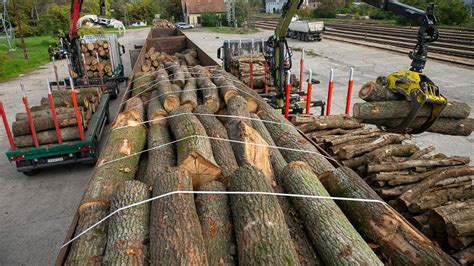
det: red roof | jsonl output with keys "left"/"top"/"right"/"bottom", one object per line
{"left": 185, "top": 0, "right": 227, "bottom": 14}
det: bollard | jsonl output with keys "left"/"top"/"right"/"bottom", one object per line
{"left": 345, "top": 67, "right": 354, "bottom": 114}
{"left": 326, "top": 68, "right": 334, "bottom": 116}
{"left": 47, "top": 79, "right": 62, "bottom": 144}
{"left": 21, "top": 84, "right": 39, "bottom": 147}
{"left": 285, "top": 70, "right": 291, "bottom": 119}
{"left": 0, "top": 101, "right": 16, "bottom": 150}
{"left": 299, "top": 48, "right": 304, "bottom": 91}
{"left": 306, "top": 69, "right": 313, "bottom": 114}
{"left": 69, "top": 78, "right": 85, "bottom": 141}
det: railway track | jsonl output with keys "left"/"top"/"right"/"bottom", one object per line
{"left": 252, "top": 19, "right": 474, "bottom": 67}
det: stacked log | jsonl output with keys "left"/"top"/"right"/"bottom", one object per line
{"left": 229, "top": 54, "right": 268, "bottom": 89}
{"left": 80, "top": 40, "right": 113, "bottom": 78}
{"left": 354, "top": 78, "right": 473, "bottom": 136}
{"left": 12, "top": 87, "right": 102, "bottom": 147}
{"left": 152, "top": 19, "right": 175, "bottom": 29}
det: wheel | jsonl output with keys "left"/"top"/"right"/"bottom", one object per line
{"left": 83, "top": 138, "right": 99, "bottom": 166}
{"left": 304, "top": 35, "right": 309, "bottom": 42}
{"left": 105, "top": 107, "right": 110, "bottom": 125}
{"left": 108, "top": 82, "right": 119, "bottom": 99}
{"left": 23, "top": 169, "right": 40, "bottom": 176}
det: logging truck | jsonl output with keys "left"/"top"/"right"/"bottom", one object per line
{"left": 287, "top": 20, "right": 325, "bottom": 42}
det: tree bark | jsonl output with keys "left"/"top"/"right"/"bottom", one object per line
{"left": 324, "top": 131, "right": 383, "bottom": 147}
{"left": 103, "top": 181, "right": 150, "bottom": 265}
{"left": 453, "top": 245, "right": 474, "bottom": 266}
{"left": 145, "top": 122, "right": 176, "bottom": 188}
{"left": 156, "top": 69, "right": 180, "bottom": 112}
{"left": 12, "top": 113, "right": 83, "bottom": 136}
{"left": 429, "top": 200, "right": 474, "bottom": 250}
{"left": 358, "top": 81, "right": 403, "bottom": 102}
{"left": 180, "top": 66, "right": 198, "bottom": 111}
{"left": 362, "top": 117, "right": 474, "bottom": 136}
{"left": 147, "top": 90, "right": 167, "bottom": 125}
{"left": 164, "top": 62, "right": 185, "bottom": 88}
{"left": 191, "top": 65, "right": 220, "bottom": 113}
{"left": 194, "top": 105, "right": 238, "bottom": 186}
{"left": 229, "top": 165, "right": 299, "bottom": 265}
{"left": 342, "top": 144, "right": 418, "bottom": 169}
{"left": 150, "top": 167, "right": 208, "bottom": 265}
{"left": 51, "top": 87, "right": 102, "bottom": 98}
{"left": 13, "top": 126, "right": 80, "bottom": 147}
{"left": 258, "top": 109, "right": 335, "bottom": 175}
{"left": 338, "top": 133, "right": 408, "bottom": 159}
{"left": 353, "top": 101, "right": 471, "bottom": 120}
{"left": 282, "top": 162, "right": 382, "bottom": 265}
{"left": 40, "top": 94, "right": 93, "bottom": 108}
{"left": 411, "top": 184, "right": 473, "bottom": 212}
{"left": 214, "top": 69, "right": 261, "bottom": 113}
{"left": 15, "top": 107, "right": 83, "bottom": 121}
{"left": 168, "top": 106, "right": 221, "bottom": 188}
{"left": 297, "top": 115, "right": 363, "bottom": 133}
{"left": 367, "top": 156, "right": 470, "bottom": 173}
{"left": 195, "top": 181, "right": 236, "bottom": 265}
{"left": 124, "top": 97, "right": 145, "bottom": 123}
{"left": 212, "top": 71, "right": 239, "bottom": 104}
{"left": 319, "top": 166, "right": 458, "bottom": 266}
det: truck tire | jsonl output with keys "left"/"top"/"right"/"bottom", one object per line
{"left": 304, "top": 34, "right": 309, "bottom": 42}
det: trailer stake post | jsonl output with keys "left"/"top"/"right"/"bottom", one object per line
{"left": 47, "top": 79, "right": 62, "bottom": 144}
{"left": 69, "top": 78, "right": 85, "bottom": 141}
{"left": 345, "top": 67, "right": 354, "bottom": 114}
{"left": 306, "top": 69, "right": 313, "bottom": 114}
{"left": 0, "top": 101, "right": 16, "bottom": 150}
{"left": 299, "top": 48, "right": 304, "bottom": 91}
{"left": 21, "top": 83, "right": 39, "bottom": 147}
{"left": 326, "top": 68, "right": 334, "bottom": 116}
{"left": 285, "top": 70, "right": 291, "bottom": 119}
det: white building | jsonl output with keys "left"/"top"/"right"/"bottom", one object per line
{"left": 266, "top": 0, "right": 287, "bottom": 13}
{"left": 465, "top": 0, "right": 474, "bottom": 16}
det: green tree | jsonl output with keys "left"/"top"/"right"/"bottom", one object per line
{"left": 161, "top": 0, "right": 183, "bottom": 22}
{"left": 397, "top": 0, "right": 469, "bottom": 25}
{"left": 37, "top": 4, "right": 69, "bottom": 38}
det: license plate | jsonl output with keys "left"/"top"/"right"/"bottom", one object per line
{"left": 47, "top": 157, "right": 64, "bottom": 163}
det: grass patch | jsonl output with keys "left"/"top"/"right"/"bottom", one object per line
{"left": 202, "top": 26, "right": 261, "bottom": 34}
{"left": 291, "top": 47, "right": 320, "bottom": 57}
{"left": 0, "top": 35, "right": 56, "bottom": 81}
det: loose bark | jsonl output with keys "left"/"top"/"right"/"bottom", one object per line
{"left": 229, "top": 165, "right": 299, "bottom": 265}
{"left": 258, "top": 109, "right": 335, "bottom": 175}
{"left": 363, "top": 117, "right": 474, "bottom": 136}
{"left": 429, "top": 200, "right": 474, "bottom": 250}
{"left": 147, "top": 90, "right": 167, "bottom": 124}
{"left": 367, "top": 156, "right": 470, "bottom": 173}
{"left": 103, "top": 181, "right": 150, "bottom": 265}
{"left": 282, "top": 162, "right": 382, "bottom": 265}
{"left": 150, "top": 167, "right": 208, "bottom": 265}
{"left": 297, "top": 115, "right": 363, "bottom": 133}
{"left": 353, "top": 101, "right": 471, "bottom": 120}
{"left": 338, "top": 133, "right": 408, "bottom": 159}
{"left": 358, "top": 81, "right": 403, "bottom": 102}
{"left": 194, "top": 105, "right": 238, "bottom": 186}
{"left": 12, "top": 113, "right": 82, "bottom": 136}
{"left": 13, "top": 126, "right": 81, "bottom": 147}
{"left": 195, "top": 181, "right": 236, "bottom": 265}
{"left": 212, "top": 71, "right": 239, "bottom": 104}
{"left": 192, "top": 65, "right": 220, "bottom": 113}
{"left": 156, "top": 68, "right": 180, "bottom": 112}
{"left": 168, "top": 106, "right": 221, "bottom": 188}
{"left": 342, "top": 144, "right": 418, "bottom": 169}
{"left": 164, "top": 62, "right": 185, "bottom": 88}
{"left": 319, "top": 166, "right": 458, "bottom": 266}
{"left": 180, "top": 66, "right": 198, "bottom": 111}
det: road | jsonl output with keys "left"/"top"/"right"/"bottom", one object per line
{"left": 0, "top": 26, "right": 472, "bottom": 265}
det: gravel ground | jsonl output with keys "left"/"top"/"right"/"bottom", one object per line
{"left": 0, "top": 27, "right": 472, "bottom": 265}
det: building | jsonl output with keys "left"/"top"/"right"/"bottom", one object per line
{"left": 265, "top": 0, "right": 287, "bottom": 13}
{"left": 465, "top": 0, "right": 474, "bottom": 16}
{"left": 182, "top": 0, "right": 227, "bottom": 25}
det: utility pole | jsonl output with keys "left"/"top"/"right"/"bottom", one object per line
{"left": 11, "top": 0, "right": 28, "bottom": 60}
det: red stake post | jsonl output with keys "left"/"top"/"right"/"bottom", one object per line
{"left": 21, "top": 84, "right": 39, "bottom": 147}
{"left": 285, "top": 71, "right": 291, "bottom": 119}
{"left": 69, "top": 78, "right": 85, "bottom": 141}
{"left": 326, "top": 68, "right": 334, "bottom": 116}
{"left": 305, "top": 69, "right": 313, "bottom": 114}
{"left": 345, "top": 67, "right": 354, "bottom": 114}
{"left": 0, "top": 101, "right": 16, "bottom": 150}
{"left": 299, "top": 48, "right": 304, "bottom": 91}
{"left": 47, "top": 79, "right": 62, "bottom": 144}
{"left": 264, "top": 61, "right": 268, "bottom": 94}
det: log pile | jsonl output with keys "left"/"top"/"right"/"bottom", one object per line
{"left": 80, "top": 40, "right": 114, "bottom": 78}
{"left": 229, "top": 54, "right": 269, "bottom": 89}
{"left": 294, "top": 113, "right": 474, "bottom": 264}
{"left": 63, "top": 47, "right": 465, "bottom": 265}
{"left": 354, "top": 78, "right": 473, "bottom": 136}
{"left": 12, "top": 87, "right": 102, "bottom": 148}
{"left": 140, "top": 47, "right": 199, "bottom": 73}
{"left": 152, "top": 19, "right": 175, "bottom": 29}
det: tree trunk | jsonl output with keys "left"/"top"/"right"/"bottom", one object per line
{"left": 358, "top": 81, "right": 403, "bottom": 102}
{"left": 342, "top": 144, "right": 418, "bottom": 169}
{"left": 226, "top": 95, "right": 251, "bottom": 124}
{"left": 145, "top": 122, "right": 176, "bottom": 188}
{"left": 258, "top": 109, "right": 335, "bottom": 175}
{"left": 15, "top": 107, "right": 83, "bottom": 121}
{"left": 12, "top": 113, "right": 83, "bottom": 136}
{"left": 150, "top": 167, "right": 208, "bottom": 265}
{"left": 297, "top": 115, "right": 363, "bottom": 133}
{"left": 51, "top": 87, "right": 102, "bottom": 98}
{"left": 363, "top": 117, "right": 474, "bottom": 136}
{"left": 164, "top": 62, "right": 185, "bottom": 88}
{"left": 214, "top": 69, "right": 261, "bottom": 113}
{"left": 229, "top": 165, "right": 299, "bottom": 265}
{"left": 353, "top": 101, "right": 471, "bottom": 120}
{"left": 212, "top": 71, "right": 239, "bottom": 104}
{"left": 452, "top": 245, "right": 474, "bottom": 266}
{"left": 194, "top": 105, "right": 238, "bottom": 186}
{"left": 192, "top": 66, "right": 220, "bottom": 113}
{"left": 124, "top": 97, "right": 145, "bottom": 123}
{"left": 180, "top": 66, "right": 198, "bottom": 111}
{"left": 338, "top": 133, "right": 408, "bottom": 159}
{"left": 319, "top": 166, "right": 458, "bottom": 266}
{"left": 195, "top": 181, "right": 236, "bottom": 265}
{"left": 103, "top": 181, "right": 150, "bottom": 265}
{"left": 13, "top": 126, "right": 80, "bottom": 147}
{"left": 429, "top": 200, "right": 474, "bottom": 250}
{"left": 367, "top": 156, "right": 470, "bottom": 173}
{"left": 147, "top": 91, "right": 167, "bottom": 125}
{"left": 168, "top": 106, "right": 221, "bottom": 188}
{"left": 156, "top": 69, "right": 180, "bottom": 112}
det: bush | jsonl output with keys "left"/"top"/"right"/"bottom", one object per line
{"left": 38, "top": 4, "right": 69, "bottom": 38}
{"left": 78, "top": 26, "right": 106, "bottom": 36}
{"left": 201, "top": 13, "right": 227, "bottom": 27}
{"left": 296, "top": 7, "right": 313, "bottom": 20}
{"left": 312, "top": 8, "right": 337, "bottom": 18}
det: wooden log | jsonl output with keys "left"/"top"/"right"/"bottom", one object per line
{"left": 358, "top": 81, "right": 403, "bottom": 102}
{"left": 194, "top": 105, "right": 238, "bottom": 186}
{"left": 226, "top": 95, "right": 251, "bottom": 126}
{"left": 168, "top": 106, "right": 221, "bottom": 188}
{"left": 429, "top": 200, "right": 474, "bottom": 250}
{"left": 411, "top": 183, "right": 473, "bottom": 212}
{"left": 15, "top": 107, "right": 82, "bottom": 121}
{"left": 103, "top": 181, "right": 150, "bottom": 265}
{"left": 453, "top": 245, "right": 474, "bottom": 266}
{"left": 436, "top": 175, "right": 474, "bottom": 187}
{"left": 354, "top": 101, "right": 471, "bottom": 120}
{"left": 212, "top": 70, "right": 239, "bottom": 104}
{"left": 12, "top": 113, "right": 82, "bottom": 136}
{"left": 145, "top": 47, "right": 155, "bottom": 59}
{"left": 214, "top": 69, "right": 261, "bottom": 113}
{"left": 282, "top": 162, "right": 383, "bottom": 265}
{"left": 164, "top": 62, "right": 185, "bottom": 88}
{"left": 319, "top": 166, "right": 458, "bottom": 265}
{"left": 124, "top": 97, "right": 145, "bottom": 123}
{"left": 229, "top": 165, "right": 299, "bottom": 265}
{"left": 150, "top": 167, "right": 208, "bottom": 265}
{"left": 183, "top": 51, "right": 199, "bottom": 66}
{"left": 51, "top": 87, "right": 101, "bottom": 98}
{"left": 297, "top": 115, "right": 363, "bottom": 133}
{"left": 40, "top": 94, "right": 91, "bottom": 108}
{"left": 195, "top": 181, "right": 236, "bottom": 265}
{"left": 376, "top": 184, "right": 416, "bottom": 198}
{"left": 338, "top": 133, "right": 408, "bottom": 159}
{"left": 399, "top": 166, "right": 474, "bottom": 210}
{"left": 13, "top": 127, "right": 80, "bottom": 147}
{"left": 180, "top": 66, "right": 197, "bottom": 111}
{"left": 367, "top": 156, "right": 470, "bottom": 173}
{"left": 144, "top": 122, "right": 175, "bottom": 188}
{"left": 342, "top": 144, "right": 418, "bottom": 169}
{"left": 132, "top": 72, "right": 155, "bottom": 97}
{"left": 170, "top": 84, "right": 181, "bottom": 98}
{"left": 406, "top": 145, "right": 435, "bottom": 160}
{"left": 325, "top": 131, "right": 383, "bottom": 147}
{"left": 363, "top": 117, "right": 474, "bottom": 136}
{"left": 258, "top": 109, "right": 335, "bottom": 175}
{"left": 192, "top": 66, "right": 220, "bottom": 113}
{"left": 147, "top": 90, "right": 167, "bottom": 125}
{"left": 156, "top": 69, "right": 180, "bottom": 112}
